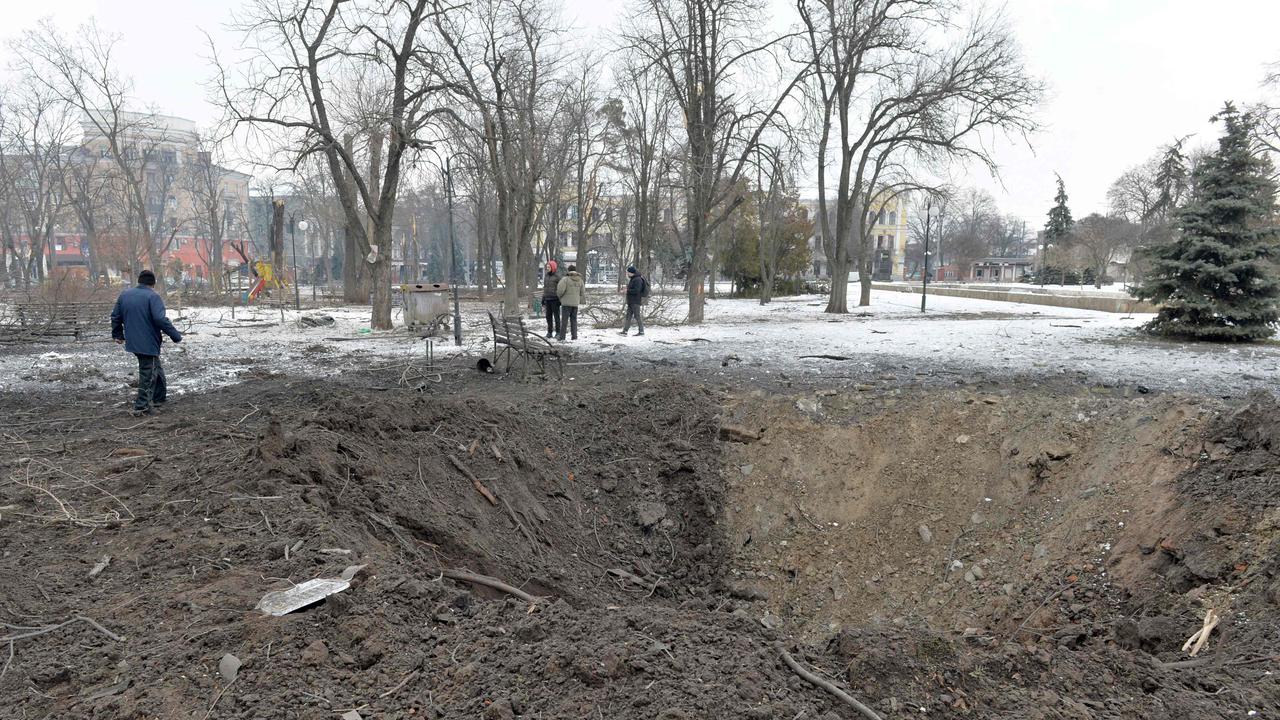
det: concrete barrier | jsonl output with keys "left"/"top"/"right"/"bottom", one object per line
{"left": 872, "top": 283, "right": 1156, "bottom": 314}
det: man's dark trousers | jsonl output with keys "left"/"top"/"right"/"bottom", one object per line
{"left": 134, "top": 354, "right": 167, "bottom": 411}
{"left": 558, "top": 306, "right": 578, "bottom": 340}
{"left": 623, "top": 301, "right": 645, "bottom": 334}
{"left": 544, "top": 297, "right": 561, "bottom": 336}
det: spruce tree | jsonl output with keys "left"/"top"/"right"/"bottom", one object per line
{"left": 1133, "top": 103, "right": 1280, "bottom": 340}
{"left": 1039, "top": 174, "right": 1072, "bottom": 283}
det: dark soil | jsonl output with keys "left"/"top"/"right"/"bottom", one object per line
{"left": 0, "top": 367, "right": 1277, "bottom": 719}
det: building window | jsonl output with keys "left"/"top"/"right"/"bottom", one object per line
{"left": 889, "top": 211, "right": 896, "bottom": 225}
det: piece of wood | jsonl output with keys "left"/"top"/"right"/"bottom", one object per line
{"left": 441, "top": 569, "right": 539, "bottom": 603}
{"left": 1182, "top": 608, "right": 1220, "bottom": 657}
{"left": 775, "top": 642, "right": 883, "bottom": 720}
{"left": 448, "top": 454, "right": 497, "bottom": 505}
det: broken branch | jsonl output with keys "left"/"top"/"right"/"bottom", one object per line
{"left": 448, "top": 454, "right": 497, "bottom": 505}
{"left": 775, "top": 642, "right": 883, "bottom": 720}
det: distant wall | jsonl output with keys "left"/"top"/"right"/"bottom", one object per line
{"left": 872, "top": 283, "right": 1157, "bottom": 314}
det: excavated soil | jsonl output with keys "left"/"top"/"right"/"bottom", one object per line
{"left": 0, "top": 366, "right": 1278, "bottom": 719}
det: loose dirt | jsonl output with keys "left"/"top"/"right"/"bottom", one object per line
{"left": 1, "top": 366, "right": 1277, "bottom": 718}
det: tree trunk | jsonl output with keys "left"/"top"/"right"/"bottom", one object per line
{"left": 825, "top": 254, "right": 849, "bottom": 313}
{"left": 343, "top": 223, "right": 362, "bottom": 302}
{"left": 371, "top": 257, "right": 393, "bottom": 329}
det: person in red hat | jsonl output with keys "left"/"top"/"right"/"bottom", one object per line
{"left": 541, "top": 260, "right": 561, "bottom": 338}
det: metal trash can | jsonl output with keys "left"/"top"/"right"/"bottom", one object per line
{"left": 401, "top": 283, "right": 450, "bottom": 334}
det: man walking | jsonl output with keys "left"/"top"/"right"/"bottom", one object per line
{"left": 542, "top": 260, "right": 561, "bottom": 339}
{"left": 111, "top": 270, "right": 182, "bottom": 415}
{"left": 620, "top": 265, "right": 648, "bottom": 336}
{"left": 555, "top": 264, "right": 584, "bottom": 341}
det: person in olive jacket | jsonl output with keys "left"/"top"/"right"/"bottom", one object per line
{"left": 110, "top": 270, "right": 183, "bottom": 415}
{"left": 555, "top": 264, "right": 585, "bottom": 341}
{"left": 542, "top": 260, "right": 561, "bottom": 338}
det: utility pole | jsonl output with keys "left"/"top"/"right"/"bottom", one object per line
{"left": 921, "top": 200, "right": 931, "bottom": 313}
{"left": 445, "top": 158, "right": 462, "bottom": 347}
{"left": 288, "top": 214, "right": 300, "bottom": 311}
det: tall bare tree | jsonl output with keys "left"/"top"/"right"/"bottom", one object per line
{"left": 219, "top": 0, "right": 452, "bottom": 329}
{"left": 0, "top": 81, "right": 76, "bottom": 285}
{"left": 621, "top": 0, "right": 806, "bottom": 323}
{"left": 799, "top": 0, "right": 1041, "bottom": 312}
{"left": 20, "top": 20, "right": 187, "bottom": 285}
{"left": 1073, "top": 213, "right": 1135, "bottom": 288}
{"left": 432, "top": 0, "right": 569, "bottom": 313}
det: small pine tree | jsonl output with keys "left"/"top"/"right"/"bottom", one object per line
{"left": 1133, "top": 103, "right": 1280, "bottom": 340}
{"left": 1040, "top": 175, "right": 1072, "bottom": 281}
{"left": 1045, "top": 174, "right": 1073, "bottom": 242}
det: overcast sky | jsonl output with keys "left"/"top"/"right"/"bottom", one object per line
{"left": 5, "top": 0, "right": 1279, "bottom": 228}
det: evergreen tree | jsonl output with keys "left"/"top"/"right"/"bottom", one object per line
{"left": 1147, "top": 138, "right": 1189, "bottom": 223}
{"left": 1133, "top": 103, "right": 1280, "bottom": 340}
{"left": 1039, "top": 174, "right": 1072, "bottom": 282}
{"left": 1045, "top": 174, "right": 1073, "bottom": 241}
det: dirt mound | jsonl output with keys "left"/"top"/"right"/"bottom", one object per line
{"left": 1, "top": 371, "right": 1278, "bottom": 719}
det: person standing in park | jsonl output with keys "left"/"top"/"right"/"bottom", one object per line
{"left": 542, "top": 260, "right": 561, "bottom": 339}
{"left": 111, "top": 270, "right": 183, "bottom": 415}
{"left": 556, "top": 264, "right": 584, "bottom": 341}
{"left": 620, "top": 265, "right": 648, "bottom": 336}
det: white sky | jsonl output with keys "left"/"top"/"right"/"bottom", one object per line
{"left": 5, "top": 0, "right": 1279, "bottom": 229}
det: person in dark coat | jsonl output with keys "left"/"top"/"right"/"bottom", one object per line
{"left": 620, "top": 265, "right": 647, "bottom": 336}
{"left": 542, "top": 260, "right": 561, "bottom": 338}
{"left": 111, "top": 270, "right": 183, "bottom": 415}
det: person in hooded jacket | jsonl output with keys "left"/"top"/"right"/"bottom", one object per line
{"left": 555, "top": 264, "right": 585, "bottom": 341}
{"left": 110, "top": 270, "right": 183, "bottom": 415}
{"left": 542, "top": 260, "right": 561, "bottom": 338}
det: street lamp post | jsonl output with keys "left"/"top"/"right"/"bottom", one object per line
{"left": 289, "top": 216, "right": 308, "bottom": 311}
{"left": 921, "top": 200, "right": 931, "bottom": 313}
{"left": 444, "top": 158, "right": 462, "bottom": 347}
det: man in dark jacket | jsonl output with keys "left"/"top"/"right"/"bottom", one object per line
{"left": 111, "top": 270, "right": 183, "bottom": 415}
{"left": 620, "top": 266, "right": 647, "bottom": 336}
{"left": 542, "top": 260, "right": 561, "bottom": 338}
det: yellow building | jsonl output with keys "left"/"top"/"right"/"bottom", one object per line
{"left": 868, "top": 196, "right": 908, "bottom": 281}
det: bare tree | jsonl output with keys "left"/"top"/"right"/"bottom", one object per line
{"left": 799, "top": 0, "right": 1041, "bottom": 312}
{"left": 603, "top": 59, "right": 676, "bottom": 277}
{"left": 621, "top": 0, "right": 806, "bottom": 323}
{"left": 218, "top": 0, "right": 452, "bottom": 329}
{"left": 1072, "top": 213, "right": 1135, "bottom": 288}
{"left": 433, "top": 0, "right": 569, "bottom": 313}
{"left": 0, "top": 81, "right": 76, "bottom": 286}
{"left": 19, "top": 20, "right": 189, "bottom": 286}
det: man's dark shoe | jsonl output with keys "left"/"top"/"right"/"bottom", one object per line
{"left": 636, "top": 331, "right": 645, "bottom": 336}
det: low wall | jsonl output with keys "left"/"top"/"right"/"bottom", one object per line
{"left": 872, "top": 283, "right": 1156, "bottom": 314}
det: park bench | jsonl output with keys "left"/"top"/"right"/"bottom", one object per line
{"left": 5, "top": 301, "right": 115, "bottom": 340}
{"left": 488, "top": 311, "right": 563, "bottom": 379}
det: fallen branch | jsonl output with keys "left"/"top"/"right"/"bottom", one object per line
{"left": 775, "top": 642, "right": 883, "bottom": 720}
{"left": 378, "top": 669, "right": 419, "bottom": 699}
{"left": 448, "top": 454, "right": 497, "bottom": 505}
{"left": 441, "top": 569, "right": 539, "bottom": 603}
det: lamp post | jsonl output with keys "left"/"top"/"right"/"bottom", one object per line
{"left": 444, "top": 158, "right": 462, "bottom": 347}
{"left": 921, "top": 200, "right": 931, "bottom": 313}
{"left": 289, "top": 216, "right": 307, "bottom": 311}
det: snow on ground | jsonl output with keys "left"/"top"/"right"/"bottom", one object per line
{"left": 883, "top": 280, "right": 1136, "bottom": 298}
{"left": 579, "top": 288, "right": 1279, "bottom": 395}
{"left": 1, "top": 285, "right": 1276, "bottom": 398}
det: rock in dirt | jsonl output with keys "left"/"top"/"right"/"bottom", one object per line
{"left": 718, "top": 424, "right": 761, "bottom": 443}
{"left": 218, "top": 654, "right": 241, "bottom": 683}
{"left": 1043, "top": 443, "right": 1076, "bottom": 461}
{"left": 955, "top": 434, "right": 971, "bottom": 444}
{"left": 917, "top": 525, "right": 933, "bottom": 544}
{"left": 302, "top": 640, "right": 329, "bottom": 666}
{"left": 483, "top": 699, "right": 517, "bottom": 720}
{"left": 88, "top": 555, "right": 111, "bottom": 579}
{"left": 634, "top": 501, "right": 668, "bottom": 529}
